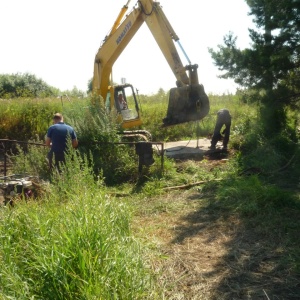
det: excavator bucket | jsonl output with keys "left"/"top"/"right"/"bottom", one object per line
{"left": 162, "top": 83, "right": 210, "bottom": 127}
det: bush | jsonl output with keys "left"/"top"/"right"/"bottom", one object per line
{"left": 0, "top": 98, "right": 64, "bottom": 140}
{"left": 0, "top": 73, "right": 59, "bottom": 98}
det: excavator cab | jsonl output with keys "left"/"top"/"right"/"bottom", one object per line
{"left": 113, "top": 84, "right": 142, "bottom": 129}
{"left": 163, "top": 64, "right": 210, "bottom": 127}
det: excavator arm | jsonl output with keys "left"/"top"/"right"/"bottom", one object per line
{"left": 93, "top": 0, "right": 209, "bottom": 127}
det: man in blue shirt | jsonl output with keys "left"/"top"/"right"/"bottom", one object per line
{"left": 46, "top": 113, "right": 78, "bottom": 169}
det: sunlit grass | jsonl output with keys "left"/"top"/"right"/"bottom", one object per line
{"left": 1, "top": 92, "right": 299, "bottom": 299}
{"left": 0, "top": 152, "right": 156, "bottom": 299}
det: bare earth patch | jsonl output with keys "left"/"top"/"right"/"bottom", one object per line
{"left": 134, "top": 157, "right": 300, "bottom": 300}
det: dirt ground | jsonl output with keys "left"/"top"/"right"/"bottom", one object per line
{"left": 135, "top": 153, "right": 300, "bottom": 300}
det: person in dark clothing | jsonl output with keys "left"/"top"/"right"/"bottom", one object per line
{"left": 210, "top": 108, "right": 231, "bottom": 150}
{"left": 118, "top": 93, "right": 128, "bottom": 110}
{"left": 45, "top": 113, "right": 78, "bottom": 169}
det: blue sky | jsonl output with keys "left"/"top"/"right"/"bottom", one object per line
{"left": 0, "top": 0, "right": 254, "bottom": 95}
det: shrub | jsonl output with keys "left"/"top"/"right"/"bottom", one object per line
{"left": 0, "top": 73, "right": 59, "bottom": 98}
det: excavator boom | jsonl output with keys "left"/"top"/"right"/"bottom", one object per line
{"left": 93, "top": 0, "right": 209, "bottom": 127}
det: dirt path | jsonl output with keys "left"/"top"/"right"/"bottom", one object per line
{"left": 134, "top": 153, "right": 300, "bottom": 300}
{"left": 136, "top": 188, "right": 299, "bottom": 300}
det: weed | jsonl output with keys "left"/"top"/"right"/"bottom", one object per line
{"left": 0, "top": 149, "right": 155, "bottom": 299}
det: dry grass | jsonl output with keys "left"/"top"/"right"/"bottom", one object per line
{"left": 132, "top": 156, "right": 300, "bottom": 300}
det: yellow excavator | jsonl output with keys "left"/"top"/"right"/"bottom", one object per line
{"left": 93, "top": 0, "right": 209, "bottom": 129}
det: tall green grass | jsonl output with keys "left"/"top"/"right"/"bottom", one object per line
{"left": 1, "top": 92, "right": 297, "bottom": 184}
{"left": 0, "top": 98, "right": 62, "bottom": 140}
{"left": 1, "top": 96, "right": 142, "bottom": 185}
{"left": 1, "top": 91, "right": 299, "bottom": 299}
{"left": 0, "top": 151, "right": 155, "bottom": 299}
{"left": 0, "top": 92, "right": 257, "bottom": 144}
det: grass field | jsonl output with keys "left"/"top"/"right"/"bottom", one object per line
{"left": 0, "top": 93, "right": 299, "bottom": 299}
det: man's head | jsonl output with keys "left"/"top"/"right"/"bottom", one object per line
{"left": 53, "top": 113, "right": 63, "bottom": 123}
{"left": 118, "top": 94, "right": 124, "bottom": 102}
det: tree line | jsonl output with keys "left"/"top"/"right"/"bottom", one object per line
{"left": 0, "top": 73, "right": 87, "bottom": 99}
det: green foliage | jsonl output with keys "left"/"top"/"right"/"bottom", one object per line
{"left": 142, "top": 101, "right": 199, "bottom": 142}
{"left": 62, "top": 95, "right": 139, "bottom": 184}
{"left": 208, "top": 0, "right": 300, "bottom": 135}
{"left": 10, "top": 139, "right": 50, "bottom": 180}
{"left": 1, "top": 88, "right": 299, "bottom": 299}
{"left": 238, "top": 137, "right": 299, "bottom": 181}
{"left": 0, "top": 98, "right": 63, "bottom": 140}
{"left": 206, "top": 175, "right": 300, "bottom": 220}
{"left": 1, "top": 88, "right": 297, "bottom": 187}
{"left": 1, "top": 91, "right": 259, "bottom": 186}
{"left": 0, "top": 84, "right": 256, "bottom": 147}
{"left": 87, "top": 77, "right": 93, "bottom": 94}
{"left": 0, "top": 73, "right": 59, "bottom": 98}
{"left": 0, "top": 154, "right": 154, "bottom": 299}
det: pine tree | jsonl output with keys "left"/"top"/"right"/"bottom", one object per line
{"left": 209, "top": 0, "right": 300, "bottom": 134}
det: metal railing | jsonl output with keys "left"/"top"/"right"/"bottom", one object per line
{"left": 0, "top": 139, "right": 165, "bottom": 178}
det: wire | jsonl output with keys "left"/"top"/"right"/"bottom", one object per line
{"left": 165, "top": 138, "right": 192, "bottom": 153}
{"left": 165, "top": 121, "right": 197, "bottom": 152}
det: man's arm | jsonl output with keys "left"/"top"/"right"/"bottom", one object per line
{"left": 45, "top": 137, "right": 52, "bottom": 147}
{"left": 72, "top": 138, "right": 78, "bottom": 149}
